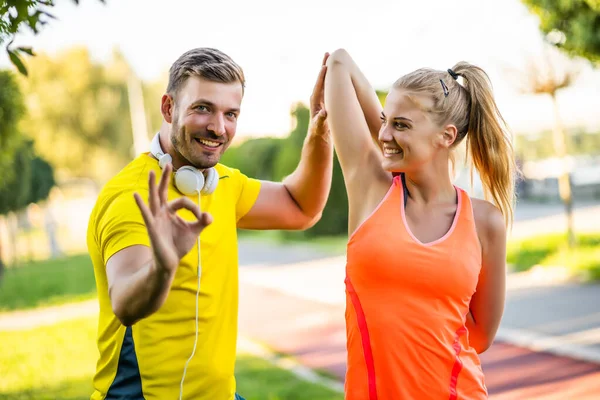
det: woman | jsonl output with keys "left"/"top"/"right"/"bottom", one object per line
{"left": 323, "top": 49, "right": 516, "bottom": 399}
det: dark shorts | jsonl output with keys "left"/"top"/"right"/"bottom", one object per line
{"left": 235, "top": 394, "right": 246, "bottom": 400}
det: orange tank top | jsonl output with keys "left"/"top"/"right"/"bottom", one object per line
{"left": 344, "top": 175, "right": 487, "bottom": 400}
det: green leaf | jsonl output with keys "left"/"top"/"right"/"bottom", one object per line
{"left": 8, "top": 50, "right": 28, "bottom": 76}
{"left": 522, "top": 0, "right": 600, "bottom": 64}
{"left": 17, "top": 46, "right": 35, "bottom": 56}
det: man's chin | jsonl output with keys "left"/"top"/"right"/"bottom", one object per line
{"left": 190, "top": 156, "right": 221, "bottom": 170}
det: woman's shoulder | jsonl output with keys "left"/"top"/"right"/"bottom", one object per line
{"left": 470, "top": 197, "right": 507, "bottom": 246}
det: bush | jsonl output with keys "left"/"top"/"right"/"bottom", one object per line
{"left": 507, "top": 233, "right": 600, "bottom": 281}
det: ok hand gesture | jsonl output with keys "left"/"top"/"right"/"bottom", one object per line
{"left": 134, "top": 164, "right": 213, "bottom": 275}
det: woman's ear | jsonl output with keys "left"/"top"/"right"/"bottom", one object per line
{"left": 441, "top": 124, "right": 458, "bottom": 148}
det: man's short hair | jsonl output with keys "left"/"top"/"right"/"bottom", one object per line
{"left": 166, "top": 48, "right": 245, "bottom": 96}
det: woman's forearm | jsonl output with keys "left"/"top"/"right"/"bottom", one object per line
{"left": 331, "top": 50, "right": 383, "bottom": 145}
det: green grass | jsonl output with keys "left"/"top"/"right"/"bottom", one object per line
{"left": 0, "top": 317, "right": 97, "bottom": 399}
{"left": 0, "top": 316, "right": 343, "bottom": 400}
{"left": 543, "top": 245, "right": 600, "bottom": 281}
{"left": 235, "top": 356, "right": 343, "bottom": 400}
{"left": 0, "top": 254, "right": 97, "bottom": 312}
{"left": 507, "top": 232, "right": 600, "bottom": 280}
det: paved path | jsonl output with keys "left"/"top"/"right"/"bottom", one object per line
{"left": 238, "top": 254, "right": 600, "bottom": 363}
{"left": 238, "top": 279, "right": 600, "bottom": 399}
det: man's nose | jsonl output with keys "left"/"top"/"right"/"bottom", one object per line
{"left": 207, "top": 114, "right": 226, "bottom": 136}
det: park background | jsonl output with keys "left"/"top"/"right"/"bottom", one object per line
{"left": 1, "top": 0, "right": 600, "bottom": 399}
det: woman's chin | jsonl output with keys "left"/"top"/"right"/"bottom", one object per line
{"left": 382, "top": 159, "right": 405, "bottom": 173}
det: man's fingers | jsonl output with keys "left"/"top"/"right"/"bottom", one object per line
{"left": 309, "top": 66, "right": 327, "bottom": 115}
{"left": 321, "top": 52, "right": 330, "bottom": 67}
{"left": 310, "top": 54, "right": 329, "bottom": 115}
{"left": 167, "top": 197, "right": 196, "bottom": 213}
{"left": 134, "top": 192, "right": 153, "bottom": 227}
{"left": 166, "top": 197, "right": 209, "bottom": 224}
{"left": 314, "top": 109, "right": 328, "bottom": 130}
{"left": 168, "top": 197, "right": 213, "bottom": 230}
{"left": 191, "top": 212, "right": 213, "bottom": 232}
{"left": 310, "top": 66, "right": 327, "bottom": 102}
{"left": 158, "top": 163, "right": 171, "bottom": 206}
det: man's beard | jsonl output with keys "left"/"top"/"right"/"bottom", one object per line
{"left": 171, "top": 121, "right": 222, "bottom": 170}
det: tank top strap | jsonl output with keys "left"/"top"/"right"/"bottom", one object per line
{"left": 455, "top": 186, "right": 475, "bottom": 223}
{"left": 452, "top": 185, "right": 482, "bottom": 253}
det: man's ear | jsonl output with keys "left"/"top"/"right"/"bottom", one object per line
{"left": 161, "top": 94, "right": 174, "bottom": 124}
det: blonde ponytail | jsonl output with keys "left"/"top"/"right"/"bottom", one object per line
{"left": 451, "top": 62, "right": 517, "bottom": 227}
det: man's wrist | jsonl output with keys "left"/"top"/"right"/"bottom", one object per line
{"left": 307, "top": 122, "right": 331, "bottom": 142}
{"left": 150, "top": 258, "right": 176, "bottom": 285}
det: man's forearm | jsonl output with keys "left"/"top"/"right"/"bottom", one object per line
{"left": 282, "top": 127, "right": 334, "bottom": 220}
{"left": 110, "top": 260, "right": 174, "bottom": 326}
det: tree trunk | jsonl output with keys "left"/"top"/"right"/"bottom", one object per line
{"left": 8, "top": 212, "right": 19, "bottom": 266}
{"left": 45, "top": 206, "right": 62, "bottom": 258}
{"left": 551, "top": 93, "right": 576, "bottom": 248}
{"left": 26, "top": 226, "right": 33, "bottom": 263}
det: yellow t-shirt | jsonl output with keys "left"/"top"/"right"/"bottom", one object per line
{"left": 86, "top": 153, "right": 261, "bottom": 400}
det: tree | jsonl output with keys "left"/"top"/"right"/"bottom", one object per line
{"left": 0, "top": 139, "right": 34, "bottom": 217}
{"left": 1, "top": 0, "right": 105, "bottom": 76}
{"left": 511, "top": 45, "right": 580, "bottom": 247}
{"left": 0, "top": 139, "right": 32, "bottom": 274}
{"left": 29, "top": 154, "right": 55, "bottom": 204}
{"left": 0, "top": 69, "right": 25, "bottom": 190}
{"left": 220, "top": 137, "right": 284, "bottom": 181}
{"left": 522, "top": 0, "right": 600, "bottom": 64}
{"left": 272, "top": 103, "right": 311, "bottom": 181}
{"left": 306, "top": 152, "right": 348, "bottom": 237}
{"left": 0, "top": 138, "right": 56, "bottom": 273}
{"left": 275, "top": 104, "right": 349, "bottom": 238}
{"left": 376, "top": 90, "right": 387, "bottom": 106}
{"left": 16, "top": 47, "right": 136, "bottom": 183}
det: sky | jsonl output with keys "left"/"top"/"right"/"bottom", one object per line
{"left": 2, "top": 0, "right": 599, "bottom": 139}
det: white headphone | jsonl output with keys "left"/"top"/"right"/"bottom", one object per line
{"left": 149, "top": 132, "right": 219, "bottom": 196}
{"left": 148, "top": 132, "right": 214, "bottom": 399}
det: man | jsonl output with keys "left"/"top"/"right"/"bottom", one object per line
{"left": 86, "top": 48, "right": 332, "bottom": 400}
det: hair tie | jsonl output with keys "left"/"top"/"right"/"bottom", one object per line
{"left": 447, "top": 69, "right": 459, "bottom": 80}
